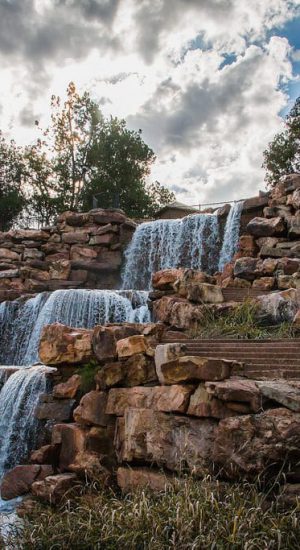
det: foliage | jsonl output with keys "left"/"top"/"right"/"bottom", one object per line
{"left": 76, "top": 360, "right": 98, "bottom": 393}
{"left": 25, "top": 82, "right": 174, "bottom": 223}
{"left": 188, "top": 300, "right": 296, "bottom": 339}
{"left": 0, "top": 131, "right": 27, "bottom": 231}
{"left": 263, "top": 96, "right": 300, "bottom": 186}
{"left": 6, "top": 477, "right": 300, "bottom": 549}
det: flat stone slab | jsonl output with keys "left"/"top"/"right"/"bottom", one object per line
{"left": 256, "top": 380, "right": 300, "bottom": 412}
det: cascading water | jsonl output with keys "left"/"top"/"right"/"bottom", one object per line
{"left": 122, "top": 214, "right": 221, "bottom": 290}
{"left": 0, "top": 289, "right": 150, "bottom": 366}
{"left": 0, "top": 366, "right": 50, "bottom": 511}
{"left": 218, "top": 201, "right": 244, "bottom": 272}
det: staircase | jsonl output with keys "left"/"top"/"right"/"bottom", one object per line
{"left": 221, "top": 288, "right": 272, "bottom": 302}
{"left": 161, "top": 337, "right": 300, "bottom": 380}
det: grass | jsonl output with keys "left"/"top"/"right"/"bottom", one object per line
{"left": 76, "top": 360, "right": 99, "bottom": 393}
{"left": 188, "top": 301, "right": 296, "bottom": 340}
{"left": 5, "top": 477, "right": 300, "bottom": 549}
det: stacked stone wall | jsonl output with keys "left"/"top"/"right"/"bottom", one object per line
{"left": 0, "top": 208, "right": 136, "bottom": 302}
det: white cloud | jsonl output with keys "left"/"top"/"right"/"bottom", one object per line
{"left": 0, "top": 0, "right": 299, "bottom": 204}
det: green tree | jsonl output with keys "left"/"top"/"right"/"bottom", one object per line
{"left": 0, "top": 132, "right": 26, "bottom": 231}
{"left": 263, "top": 96, "right": 300, "bottom": 186}
{"left": 27, "top": 82, "right": 174, "bottom": 221}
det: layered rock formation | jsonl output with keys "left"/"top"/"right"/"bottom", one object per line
{"left": 0, "top": 208, "right": 136, "bottom": 302}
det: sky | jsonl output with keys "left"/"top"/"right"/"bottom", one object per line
{"left": 0, "top": 0, "right": 300, "bottom": 207}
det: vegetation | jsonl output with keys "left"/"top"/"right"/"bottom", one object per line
{"left": 263, "top": 96, "right": 300, "bottom": 186}
{"left": 188, "top": 300, "right": 296, "bottom": 339}
{"left": 1, "top": 82, "right": 175, "bottom": 228}
{"left": 0, "top": 131, "right": 27, "bottom": 231}
{"left": 6, "top": 477, "right": 300, "bottom": 549}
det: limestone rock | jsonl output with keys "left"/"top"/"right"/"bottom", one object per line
{"left": 116, "top": 335, "right": 152, "bottom": 358}
{"left": 160, "top": 356, "right": 234, "bottom": 385}
{"left": 0, "top": 248, "right": 20, "bottom": 261}
{"left": 252, "top": 277, "right": 275, "bottom": 290}
{"left": 53, "top": 374, "right": 82, "bottom": 399}
{"left": 213, "top": 408, "right": 300, "bottom": 480}
{"left": 62, "top": 232, "right": 89, "bottom": 244}
{"left": 187, "top": 384, "right": 233, "bottom": 419}
{"left": 205, "top": 379, "right": 263, "bottom": 412}
{"left": 35, "top": 395, "right": 75, "bottom": 422}
{"left": 117, "top": 467, "right": 172, "bottom": 492}
{"left": 52, "top": 423, "right": 87, "bottom": 471}
{"left": 233, "top": 257, "right": 258, "bottom": 281}
{"left": 39, "top": 323, "right": 93, "bottom": 365}
{"left": 31, "top": 473, "right": 79, "bottom": 504}
{"left": 1, "top": 464, "right": 53, "bottom": 500}
{"left": 116, "top": 408, "right": 216, "bottom": 474}
{"left": 247, "top": 217, "right": 286, "bottom": 237}
{"left": 256, "top": 288, "right": 300, "bottom": 324}
{"left": 155, "top": 343, "right": 187, "bottom": 384}
{"left": 153, "top": 295, "right": 205, "bottom": 329}
{"left": 106, "top": 385, "right": 194, "bottom": 415}
{"left": 256, "top": 380, "right": 300, "bottom": 412}
{"left": 92, "top": 325, "right": 140, "bottom": 362}
{"left": 49, "top": 259, "right": 71, "bottom": 280}
{"left": 152, "top": 268, "right": 184, "bottom": 290}
{"left": 187, "top": 282, "right": 224, "bottom": 304}
{"left": 95, "top": 354, "right": 157, "bottom": 389}
{"left": 73, "top": 391, "right": 109, "bottom": 427}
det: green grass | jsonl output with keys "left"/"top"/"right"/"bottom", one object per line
{"left": 76, "top": 360, "right": 99, "bottom": 393}
{"left": 5, "top": 477, "right": 300, "bottom": 549}
{"left": 189, "top": 301, "right": 296, "bottom": 340}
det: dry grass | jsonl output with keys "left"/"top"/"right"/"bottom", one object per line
{"left": 6, "top": 477, "right": 300, "bottom": 550}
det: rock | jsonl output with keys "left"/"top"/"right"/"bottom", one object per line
{"left": 35, "top": 396, "right": 75, "bottom": 422}
{"left": 233, "top": 257, "right": 258, "bottom": 281}
{"left": 152, "top": 268, "right": 184, "bottom": 290}
{"left": 205, "top": 379, "right": 263, "bottom": 412}
{"left": 92, "top": 325, "right": 140, "bottom": 362}
{"left": 95, "top": 354, "right": 157, "bottom": 389}
{"left": 62, "top": 232, "right": 89, "bottom": 244}
{"left": 73, "top": 391, "right": 110, "bottom": 426}
{"left": 66, "top": 450, "right": 111, "bottom": 480}
{"left": 39, "top": 323, "right": 93, "bottom": 365}
{"left": 116, "top": 408, "right": 216, "bottom": 474}
{"left": 247, "top": 217, "right": 286, "bottom": 237}
{"left": 259, "top": 246, "right": 286, "bottom": 258}
{"left": 20, "top": 266, "right": 50, "bottom": 281}
{"left": 89, "top": 233, "right": 117, "bottom": 245}
{"left": 221, "top": 277, "right": 251, "bottom": 288}
{"left": 288, "top": 215, "right": 300, "bottom": 238}
{"left": 256, "top": 237, "right": 282, "bottom": 249}
{"left": 288, "top": 188, "right": 300, "bottom": 209}
{"left": 277, "top": 274, "right": 300, "bottom": 290}
{"left": 70, "top": 245, "right": 98, "bottom": 261}
{"left": 0, "top": 248, "right": 20, "bottom": 261}
{"left": 106, "top": 385, "right": 194, "bottom": 415}
{"left": 9, "top": 229, "right": 49, "bottom": 242}
{"left": 31, "top": 473, "right": 79, "bottom": 504}
{"left": 173, "top": 269, "right": 214, "bottom": 297}
{"left": 155, "top": 343, "right": 187, "bottom": 384}
{"left": 213, "top": 408, "right": 300, "bottom": 480}
{"left": 293, "top": 309, "right": 300, "bottom": 330}
{"left": 278, "top": 257, "right": 300, "bottom": 275}
{"left": 49, "top": 259, "right": 71, "bottom": 280}
{"left": 53, "top": 374, "right": 82, "bottom": 399}
{"left": 256, "top": 288, "right": 300, "bottom": 324}
{"left": 252, "top": 277, "right": 275, "bottom": 291}
{"left": 0, "top": 269, "right": 19, "bottom": 279}
{"left": 1, "top": 464, "right": 53, "bottom": 500}
{"left": 256, "top": 380, "right": 300, "bottom": 412}
{"left": 160, "top": 356, "right": 235, "bottom": 385}
{"left": 116, "top": 335, "right": 152, "bottom": 358}
{"left": 153, "top": 295, "right": 205, "bottom": 329}
{"left": 52, "top": 423, "right": 87, "bottom": 471}
{"left": 117, "top": 467, "right": 172, "bottom": 492}
{"left": 30, "top": 444, "right": 60, "bottom": 465}
{"left": 91, "top": 209, "right": 126, "bottom": 225}
{"left": 187, "top": 384, "right": 233, "bottom": 419}
{"left": 277, "top": 484, "right": 300, "bottom": 507}
{"left": 23, "top": 248, "right": 44, "bottom": 260}
{"left": 187, "top": 283, "right": 224, "bottom": 304}
{"left": 65, "top": 213, "right": 90, "bottom": 226}
{"left": 238, "top": 235, "right": 258, "bottom": 257}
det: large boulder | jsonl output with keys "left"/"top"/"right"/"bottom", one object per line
{"left": 159, "top": 356, "right": 235, "bottom": 385}
{"left": 153, "top": 295, "right": 205, "bottom": 329}
{"left": 52, "top": 423, "right": 87, "bottom": 471}
{"left": 92, "top": 325, "right": 140, "bottom": 363}
{"left": 53, "top": 374, "right": 82, "bottom": 399}
{"left": 39, "top": 323, "right": 93, "bottom": 365}
{"left": 117, "top": 467, "right": 172, "bottom": 492}
{"left": 1, "top": 464, "right": 53, "bottom": 500}
{"left": 187, "top": 384, "right": 233, "bottom": 419}
{"left": 186, "top": 282, "right": 224, "bottom": 304}
{"left": 106, "top": 385, "right": 194, "bottom": 415}
{"left": 256, "top": 288, "right": 300, "bottom": 324}
{"left": 73, "top": 391, "right": 110, "bottom": 427}
{"left": 256, "top": 380, "right": 300, "bottom": 412}
{"left": 95, "top": 354, "right": 157, "bottom": 389}
{"left": 205, "top": 379, "right": 263, "bottom": 413}
{"left": 247, "top": 217, "right": 286, "bottom": 237}
{"left": 213, "top": 408, "right": 300, "bottom": 479}
{"left": 31, "top": 473, "right": 79, "bottom": 504}
{"left": 116, "top": 408, "right": 216, "bottom": 474}
{"left": 155, "top": 343, "right": 187, "bottom": 384}
{"left": 116, "top": 335, "right": 153, "bottom": 358}
{"left": 152, "top": 268, "right": 184, "bottom": 290}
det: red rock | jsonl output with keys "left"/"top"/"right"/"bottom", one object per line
{"left": 213, "top": 408, "right": 300, "bottom": 480}
{"left": 252, "top": 277, "right": 275, "bottom": 290}
{"left": 116, "top": 408, "right": 216, "bottom": 474}
{"left": 91, "top": 209, "right": 126, "bottom": 225}
{"left": 53, "top": 374, "right": 82, "bottom": 399}
{"left": 62, "top": 232, "right": 89, "bottom": 244}
{"left": 52, "top": 423, "right": 87, "bottom": 471}
{"left": 155, "top": 343, "right": 187, "bottom": 384}
{"left": 247, "top": 217, "right": 286, "bottom": 237}
{"left": 152, "top": 268, "right": 184, "bottom": 290}
{"left": 30, "top": 444, "right": 60, "bottom": 465}
{"left": 153, "top": 295, "right": 205, "bottom": 329}
{"left": 233, "top": 257, "right": 258, "bottom": 281}
{"left": 1, "top": 464, "right": 53, "bottom": 500}
{"left": 49, "top": 259, "right": 71, "bottom": 280}
{"left": 92, "top": 325, "right": 140, "bottom": 362}
{"left": 106, "top": 385, "right": 194, "bottom": 415}
{"left": 187, "top": 384, "right": 233, "bottom": 419}
{"left": 256, "top": 380, "right": 300, "bottom": 412}
{"left": 160, "top": 356, "right": 235, "bottom": 385}
{"left": 39, "top": 323, "right": 93, "bottom": 365}
{"left": 73, "top": 391, "right": 110, "bottom": 426}
{"left": 205, "top": 379, "right": 262, "bottom": 412}
{"left": 70, "top": 245, "right": 97, "bottom": 261}
{"left": 31, "top": 473, "right": 79, "bottom": 504}
{"left": 95, "top": 354, "right": 157, "bottom": 389}
{"left": 116, "top": 335, "right": 152, "bottom": 358}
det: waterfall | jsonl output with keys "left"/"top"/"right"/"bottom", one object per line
{"left": 0, "top": 289, "right": 150, "bottom": 366}
{"left": 122, "top": 214, "right": 221, "bottom": 290}
{"left": 0, "top": 366, "right": 51, "bottom": 511}
{"left": 218, "top": 201, "right": 244, "bottom": 272}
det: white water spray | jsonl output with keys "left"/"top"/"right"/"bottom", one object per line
{"left": 218, "top": 201, "right": 244, "bottom": 272}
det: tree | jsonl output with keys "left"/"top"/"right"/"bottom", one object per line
{"left": 263, "top": 96, "right": 300, "bottom": 186}
{"left": 0, "top": 132, "right": 26, "bottom": 231}
{"left": 27, "top": 83, "right": 175, "bottom": 221}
